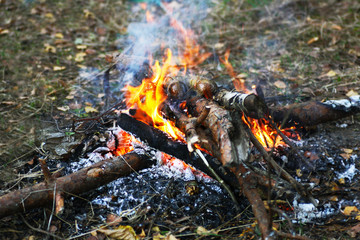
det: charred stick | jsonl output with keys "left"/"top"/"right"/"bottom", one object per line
{"left": 116, "top": 113, "right": 240, "bottom": 190}
{"left": 0, "top": 152, "right": 151, "bottom": 219}
{"left": 117, "top": 113, "right": 190, "bottom": 160}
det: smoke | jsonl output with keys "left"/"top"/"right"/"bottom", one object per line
{"left": 117, "top": 0, "right": 210, "bottom": 86}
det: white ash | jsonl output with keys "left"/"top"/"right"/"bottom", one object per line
{"left": 323, "top": 95, "right": 360, "bottom": 111}
{"left": 335, "top": 155, "right": 358, "bottom": 181}
{"left": 336, "top": 123, "right": 348, "bottom": 128}
{"left": 292, "top": 199, "right": 336, "bottom": 223}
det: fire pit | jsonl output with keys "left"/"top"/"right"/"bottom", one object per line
{"left": 1, "top": 1, "right": 360, "bottom": 239}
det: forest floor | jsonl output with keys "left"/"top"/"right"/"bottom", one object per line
{"left": 1, "top": 0, "right": 360, "bottom": 239}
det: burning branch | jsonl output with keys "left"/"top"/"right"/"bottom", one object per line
{"left": 116, "top": 113, "right": 241, "bottom": 191}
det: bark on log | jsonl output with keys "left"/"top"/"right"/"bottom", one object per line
{"left": 0, "top": 152, "right": 151, "bottom": 219}
{"left": 186, "top": 97, "right": 249, "bottom": 166}
{"left": 271, "top": 96, "right": 360, "bottom": 127}
{"left": 192, "top": 78, "right": 267, "bottom": 118}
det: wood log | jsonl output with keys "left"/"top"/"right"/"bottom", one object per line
{"left": 271, "top": 96, "right": 360, "bottom": 127}
{"left": 192, "top": 78, "right": 268, "bottom": 118}
{"left": 0, "top": 152, "right": 151, "bottom": 219}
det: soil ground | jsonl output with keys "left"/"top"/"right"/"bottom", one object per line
{"left": 1, "top": 0, "right": 360, "bottom": 239}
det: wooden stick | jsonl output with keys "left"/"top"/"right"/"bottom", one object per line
{"left": 0, "top": 152, "right": 151, "bottom": 219}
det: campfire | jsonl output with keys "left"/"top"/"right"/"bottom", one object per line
{"left": 1, "top": 1, "right": 360, "bottom": 240}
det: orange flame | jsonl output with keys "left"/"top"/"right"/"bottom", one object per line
{"left": 220, "top": 49, "right": 246, "bottom": 92}
{"left": 170, "top": 18, "right": 212, "bottom": 72}
{"left": 124, "top": 49, "right": 184, "bottom": 141}
{"left": 242, "top": 116, "right": 300, "bottom": 149}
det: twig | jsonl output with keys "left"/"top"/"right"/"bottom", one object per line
{"left": 195, "top": 149, "right": 239, "bottom": 209}
{"left": 20, "top": 214, "right": 63, "bottom": 240}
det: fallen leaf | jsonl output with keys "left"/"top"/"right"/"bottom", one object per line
{"left": 74, "top": 38, "right": 83, "bottom": 45}
{"left": 44, "top": 12, "right": 54, "bottom": 19}
{"left": 97, "top": 225, "right": 137, "bottom": 240}
{"left": 53, "top": 66, "right": 66, "bottom": 71}
{"left": 85, "top": 48, "right": 96, "bottom": 55}
{"left": 0, "top": 28, "right": 9, "bottom": 35}
{"left": 346, "top": 90, "right": 358, "bottom": 97}
{"left": 27, "top": 158, "right": 35, "bottom": 165}
{"left": 338, "top": 178, "right": 345, "bottom": 184}
{"left": 196, "top": 226, "right": 218, "bottom": 236}
{"left": 348, "top": 49, "right": 360, "bottom": 57}
{"left": 296, "top": 169, "right": 302, "bottom": 177}
{"left": 165, "top": 234, "right": 178, "bottom": 240}
{"left": 76, "top": 44, "right": 87, "bottom": 50}
{"left": 106, "top": 214, "right": 123, "bottom": 226}
{"left": 85, "top": 106, "right": 98, "bottom": 113}
{"left": 307, "top": 36, "right": 319, "bottom": 45}
{"left": 343, "top": 206, "right": 359, "bottom": 216}
{"left": 274, "top": 80, "right": 286, "bottom": 89}
{"left": 75, "top": 52, "right": 87, "bottom": 62}
{"left": 54, "top": 32, "right": 64, "bottom": 39}
{"left": 214, "top": 42, "right": 225, "bottom": 50}
{"left": 96, "top": 27, "right": 107, "bottom": 36}
{"left": 105, "top": 54, "right": 114, "bottom": 63}
{"left": 57, "top": 106, "right": 70, "bottom": 111}
{"left": 55, "top": 192, "right": 64, "bottom": 215}
{"left": 342, "top": 148, "right": 353, "bottom": 154}
{"left": 325, "top": 70, "right": 337, "bottom": 77}
{"left": 340, "top": 153, "right": 351, "bottom": 160}
{"left": 331, "top": 24, "right": 342, "bottom": 31}
{"left": 330, "top": 196, "right": 338, "bottom": 201}
{"left": 83, "top": 9, "right": 94, "bottom": 19}
{"left": 44, "top": 43, "right": 56, "bottom": 53}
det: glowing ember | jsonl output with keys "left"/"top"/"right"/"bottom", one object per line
{"left": 160, "top": 152, "right": 211, "bottom": 179}
{"left": 108, "top": 128, "right": 140, "bottom": 156}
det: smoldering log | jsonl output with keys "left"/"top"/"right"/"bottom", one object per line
{"left": 0, "top": 152, "right": 151, "bottom": 219}
{"left": 116, "top": 113, "right": 241, "bottom": 190}
{"left": 271, "top": 95, "right": 360, "bottom": 127}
